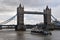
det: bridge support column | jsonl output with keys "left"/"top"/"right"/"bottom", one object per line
{"left": 15, "top": 4, "right": 26, "bottom": 31}
{"left": 43, "top": 6, "right": 51, "bottom": 30}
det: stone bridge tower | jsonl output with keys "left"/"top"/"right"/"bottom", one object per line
{"left": 15, "top": 4, "right": 26, "bottom": 31}
{"left": 44, "top": 6, "right": 51, "bottom": 30}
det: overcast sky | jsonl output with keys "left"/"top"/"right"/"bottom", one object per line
{"left": 0, "top": 0, "right": 60, "bottom": 25}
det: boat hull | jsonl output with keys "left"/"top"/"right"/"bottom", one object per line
{"left": 31, "top": 30, "right": 52, "bottom": 35}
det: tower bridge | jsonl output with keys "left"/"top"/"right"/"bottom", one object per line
{"left": 16, "top": 4, "right": 51, "bottom": 31}
{"left": 0, "top": 4, "right": 59, "bottom": 31}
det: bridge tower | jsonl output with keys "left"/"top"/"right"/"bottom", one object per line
{"left": 15, "top": 4, "right": 26, "bottom": 31}
{"left": 44, "top": 6, "right": 51, "bottom": 30}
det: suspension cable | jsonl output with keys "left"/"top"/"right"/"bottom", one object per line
{"left": 0, "top": 14, "right": 17, "bottom": 25}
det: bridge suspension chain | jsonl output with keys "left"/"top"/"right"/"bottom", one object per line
{"left": 0, "top": 14, "right": 17, "bottom": 25}
{"left": 51, "top": 15, "right": 57, "bottom": 21}
{"left": 51, "top": 14, "right": 60, "bottom": 24}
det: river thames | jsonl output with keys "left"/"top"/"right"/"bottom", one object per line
{"left": 0, "top": 29, "right": 60, "bottom": 40}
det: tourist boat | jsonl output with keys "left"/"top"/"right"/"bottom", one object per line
{"left": 31, "top": 26, "right": 52, "bottom": 35}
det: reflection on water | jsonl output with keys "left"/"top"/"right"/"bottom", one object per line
{"left": 43, "top": 35, "right": 52, "bottom": 40}
{"left": 0, "top": 29, "right": 60, "bottom": 40}
{"left": 16, "top": 31, "right": 25, "bottom": 40}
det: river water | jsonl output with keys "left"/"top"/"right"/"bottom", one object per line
{"left": 0, "top": 29, "right": 60, "bottom": 40}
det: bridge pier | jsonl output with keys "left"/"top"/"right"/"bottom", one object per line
{"left": 16, "top": 4, "right": 26, "bottom": 31}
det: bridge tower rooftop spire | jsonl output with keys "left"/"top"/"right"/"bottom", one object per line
{"left": 46, "top": 5, "right": 49, "bottom": 10}
{"left": 19, "top": 3, "right": 22, "bottom": 7}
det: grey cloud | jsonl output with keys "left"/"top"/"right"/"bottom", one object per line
{"left": 0, "top": 0, "right": 60, "bottom": 12}
{"left": 0, "top": 0, "right": 19, "bottom": 12}
{"left": 24, "top": 14, "right": 43, "bottom": 23}
{"left": 23, "top": 0, "right": 60, "bottom": 8}
{"left": 0, "top": 0, "right": 60, "bottom": 9}
{"left": 23, "top": 0, "right": 46, "bottom": 7}
{"left": 0, "top": 7, "right": 14, "bottom": 12}
{"left": 2, "top": 0, "right": 19, "bottom": 6}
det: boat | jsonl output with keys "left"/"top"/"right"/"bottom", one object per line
{"left": 42, "top": 31, "right": 52, "bottom": 35}
{"left": 31, "top": 26, "right": 52, "bottom": 35}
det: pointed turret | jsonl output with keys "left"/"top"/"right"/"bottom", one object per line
{"left": 19, "top": 4, "right": 22, "bottom": 8}
{"left": 46, "top": 5, "right": 49, "bottom": 10}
